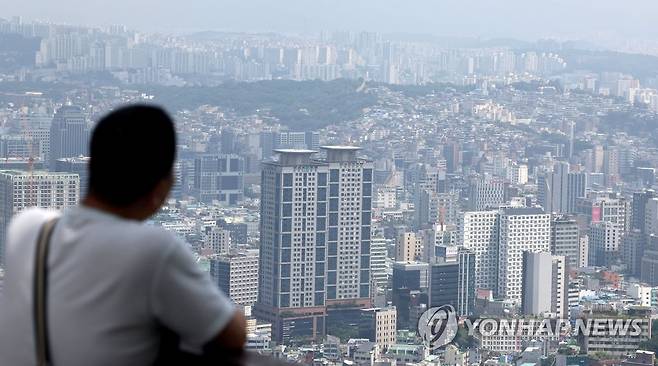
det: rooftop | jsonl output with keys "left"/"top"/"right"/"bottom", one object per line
{"left": 0, "top": 170, "right": 79, "bottom": 177}
{"left": 501, "top": 207, "right": 546, "bottom": 216}
{"left": 320, "top": 145, "right": 361, "bottom": 151}
{"left": 272, "top": 149, "right": 316, "bottom": 154}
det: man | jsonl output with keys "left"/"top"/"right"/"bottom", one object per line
{"left": 0, "top": 105, "right": 246, "bottom": 365}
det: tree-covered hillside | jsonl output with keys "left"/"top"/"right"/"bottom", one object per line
{"left": 145, "top": 79, "right": 377, "bottom": 131}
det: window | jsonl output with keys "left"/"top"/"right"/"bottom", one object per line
{"left": 229, "top": 158, "right": 241, "bottom": 172}
{"left": 328, "top": 271, "right": 336, "bottom": 284}
{"left": 283, "top": 173, "right": 293, "bottom": 187}
{"left": 316, "top": 202, "right": 326, "bottom": 216}
{"left": 220, "top": 175, "right": 240, "bottom": 190}
{"left": 283, "top": 188, "right": 293, "bottom": 202}
{"left": 330, "top": 184, "right": 339, "bottom": 197}
{"left": 363, "top": 169, "right": 372, "bottom": 182}
{"left": 283, "top": 203, "right": 292, "bottom": 217}
{"left": 318, "top": 172, "right": 327, "bottom": 186}
{"left": 317, "top": 187, "right": 327, "bottom": 201}
{"left": 282, "top": 218, "right": 292, "bottom": 232}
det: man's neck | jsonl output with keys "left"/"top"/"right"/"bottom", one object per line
{"left": 82, "top": 195, "right": 147, "bottom": 221}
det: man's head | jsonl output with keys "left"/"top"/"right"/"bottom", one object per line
{"left": 87, "top": 105, "right": 176, "bottom": 219}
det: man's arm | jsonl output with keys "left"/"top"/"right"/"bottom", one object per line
{"left": 210, "top": 310, "right": 247, "bottom": 349}
{"left": 151, "top": 236, "right": 245, "bottom": 351}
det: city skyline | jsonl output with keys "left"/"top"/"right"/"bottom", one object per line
{"left": 3, "top": 0, "right": 658, "bottom": 47}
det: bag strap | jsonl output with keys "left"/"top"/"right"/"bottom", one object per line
{"left": 34, "top": 217, "right": 59, "bottom": 366}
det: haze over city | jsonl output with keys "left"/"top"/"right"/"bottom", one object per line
{"left": 4, "top": 0, "right": 658, "bottom": 42}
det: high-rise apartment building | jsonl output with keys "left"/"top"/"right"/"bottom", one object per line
{"left": 49, "top": 105, "right": 88, "bottom": 168}
{"left": 507, "top": 163, "right": 529, "bottom": 185}
{"left": 358, "top": 307, "right": 397, "bottom": 351}
{"left": 551, "top": 255, "right": 568, "bottom": 317}
{"left": 645, "top": 198, "right": 658, "bottom": 237}
{"left": 396, "top": 232, "right": 423, "bottom": 263}
{"left": 321, "top": 146, "right": 373, "bottom": 306}
{"left": 641, "top": 236, "right": 658, "bottom": 286}
{"left": 577, "top": 193, "right": 628, "bottom": 231}
{"left": 391, "top": 261, "right": 429, "bottom": 328}
{"left": 589, "top": 221, "right": 623, "bottom": 267}
{"left": 498, "top": 208, "right": 551, "bottom": 303}
{"left": 255, "top": 146, "right": 372, "bottom": 343}
{"left": 209, "top": 250, "right": 259, "bottom": 307}
{"left": 53, "top": 156, "right": 90, "bottom": 196}
{"left": 538, "top": 162, "right": 569, "bottom": 214}
{"left": 370, "top": 236, "right": 389, "bottom": 291}
{"left": 203, "top": 226, "right": 231, "bottom": 255}
{"left": 624, "top": 230, "right": 646, "bottom": 277}
{"left": 538, "top": 162, "right": 586, "bottom": 214}
{"left": 521, "top": 252, "right": 567, "bottom": 317}
{"left": 458, "top": 211, "right": 499, "bottom": 292}
{"left": 468, "top": 180, "right": 505, "bottom": 211}
{"left": 193, "top": 154, "right": 244, "bottom": 205}
{"left": 551, "top": 215, "right": 580, "bottom": 268}
{"left": 415, "top": 190, "right": 459, "bottom": 229}
{"left": 633, "top": 190, "right": 656, "bottom": 234}
{"left": 567, "top": 171, "right": 587, "bottom": 213}
{"left": 254, "top": 149, "right": 328, "bottom": 343}
{"left": 429, "top": 250, "right": 475, "bottom": 316}
{"left": 521, "top": 252, "right": 552, "bottom": 315}
{"left": 0, "top": 170, "right": 80, "bottom": 260}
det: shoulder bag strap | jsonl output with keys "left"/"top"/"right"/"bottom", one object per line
{"left": 34, "top": 217, "right": 59, "bottom": 366}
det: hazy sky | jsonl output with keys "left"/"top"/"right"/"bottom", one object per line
{"left": 4, "top": 0, "right": 658, "bottom": 41}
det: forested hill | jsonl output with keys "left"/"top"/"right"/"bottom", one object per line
{"left": 145, "top": 79, "right": 377, "bottom": 131}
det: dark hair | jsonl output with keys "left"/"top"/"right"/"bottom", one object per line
{"left": 88, "top": 105, "right": 176, "bottom": 206}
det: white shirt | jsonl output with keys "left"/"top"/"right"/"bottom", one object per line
{"left": 0, "top": 206, "right": 236, "bottom": 366}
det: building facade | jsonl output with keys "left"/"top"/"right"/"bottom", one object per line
{"left": 551, "top": 215, "right": 580, "bottom": 268}
{"left": 0, "top": 170, "right": 80, "bottom": 260}
{"left": 459, "top": 210, "right": 499, "bottom": 292}
{"left": 209, "top": 250, "right": 259, "bottom": 307}
{"left": 48, "top": 105, "right": 88, "bottom": 168}
{"left": 498, "top": 208, "right": 551, "bottom": 303}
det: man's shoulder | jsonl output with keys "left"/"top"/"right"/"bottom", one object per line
{"left": 5, "top": 208, "right": 59, "bottom": 267}
{"left": 7, "top": 207, "right": 58, "bottom": 241}
{"left": 10, "top": 207, "right": 57, "bottom": 228}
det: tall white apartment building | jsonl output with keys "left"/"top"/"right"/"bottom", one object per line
{"left": 254, "top": 149, "right": 329, "bottom": 343}
{"left": 209, "top": 250, "right": 259, "bottom": 307}
{"left": 254, "top": 146, "right": 373, "bottom": 343}
{"left": 551, "top": 255, "right": 567, "bottom": 317}
{"left": 497, "top": 207, "right": 551, "bottom": 304}
{"left": 321, "top": 146, "right": 373, "bottom": 307}
{"left": 459, "top": 210, "right": 500, "bottom": 292}
{"left": 0, "top": 170, "right": 80, "bottom": 261}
